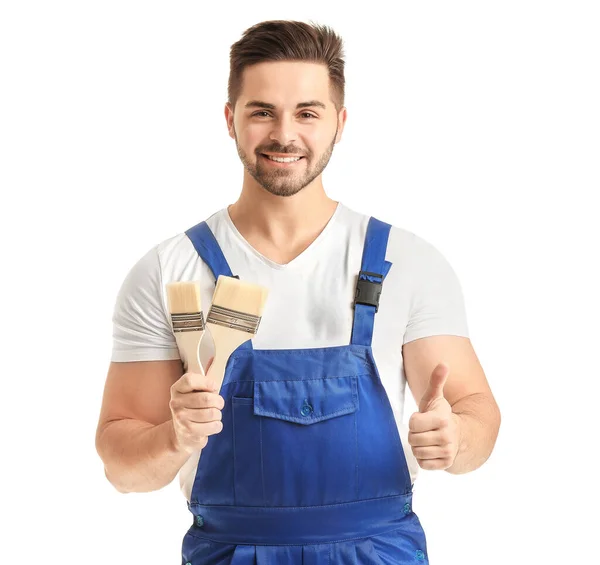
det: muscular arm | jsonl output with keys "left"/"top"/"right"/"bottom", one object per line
{"left": 403, "top": 335, "right": 501, "bottom": 474}
{"left": 95, "top": 359, "right": 190, "bottom": 493}
{"left": 446, "top": 391, "right": 501, "bottom": 474}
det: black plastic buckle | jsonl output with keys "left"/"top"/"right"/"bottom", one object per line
{"left": 354, "top": 270, "right": 383, "bottom": 313}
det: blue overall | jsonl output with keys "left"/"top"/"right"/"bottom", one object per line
{"left": 181, "top": 217, "right": 430, "bottom": 565}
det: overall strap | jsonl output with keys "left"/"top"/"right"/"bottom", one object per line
{"left": 184, "top": 220, "right": 252, "bottom": 351}
{"left": 185, "top": 221, "right": 236, "bottom": 281}
{"left": 350, "top": 217, "right": 393, "bottom": 347}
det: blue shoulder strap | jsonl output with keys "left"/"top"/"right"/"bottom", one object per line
{"left": 350, "top": 217, "right": 393, "bottom": 346}
{"left": 185, "top": 221, "right": 236, "bottom": 280}
{"left": 184, "top": 220, "right": 252, "bottom": 350}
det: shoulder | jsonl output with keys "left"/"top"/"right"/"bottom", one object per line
{"left": 373, "top": 216, "right": 456, "bottom": 279}
{"left": 118, "top": 233, "right": 191, "bottom": 291}
{"left": 336, "top": 203, "right": 455, "bottom": 275}
{"left": 339, "top": 203, "right": 431, "bottom": 253}
{"left": 389, "top": 228, "right": 456, "bottom": 276}
{"left": 153, "top": 208, "right": 227, "bottom": 276}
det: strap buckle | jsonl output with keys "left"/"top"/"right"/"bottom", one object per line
{"left": 354, "top": 270, "right": 383, "bottom": 313}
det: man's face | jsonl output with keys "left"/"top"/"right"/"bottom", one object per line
{"left": 226, "top": 61, "right": 346, "bottom": 197}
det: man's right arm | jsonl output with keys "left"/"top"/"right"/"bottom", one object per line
{"left": 95, "top": 359, "right": 191, "bottom": 494}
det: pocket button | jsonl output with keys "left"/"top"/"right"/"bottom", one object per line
{"left": 301, "top": 399, "right": 313, "bottom": 416}
{"left": 415, "top": 549, "right": 425, "bottom": 561}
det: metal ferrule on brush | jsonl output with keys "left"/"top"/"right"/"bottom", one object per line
{"left": 207, "top": 305, "right": 261, "bottom": 334}
{"left": 171, "top": 312, "right": 205, "bottom": 333}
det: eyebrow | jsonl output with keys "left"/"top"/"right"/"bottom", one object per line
{"left": 244, "top": 100, "right": 327, "bottom": 110}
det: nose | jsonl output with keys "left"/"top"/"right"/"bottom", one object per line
{"left": 269, "top": 114, "right": 298, "bottom": 145}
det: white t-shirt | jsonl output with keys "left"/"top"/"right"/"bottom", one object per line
{"left": 111, "top": 202, "right": 469, "bottom": 501}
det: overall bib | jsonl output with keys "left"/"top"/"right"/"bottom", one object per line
{"left": 180, "top": 217, "right": 430, "bottom": 565}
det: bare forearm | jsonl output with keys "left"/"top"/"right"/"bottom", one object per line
{"left": 96, "top": 418, "right": 192, "bottom": 493}
{"left": 446, "top": 393, "right": 501, "bottom": 475}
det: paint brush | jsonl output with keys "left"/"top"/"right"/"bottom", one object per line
{"left": 166, "top": 281, "right": 206, "bottom": 375}
{"left": 205, "top": 275, "right": 269, "bottom": 389}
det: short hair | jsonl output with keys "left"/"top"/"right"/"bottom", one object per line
{"left": 227, "top": 20, "right": 346, "bottom": 113}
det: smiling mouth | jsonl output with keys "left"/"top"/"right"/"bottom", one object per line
{"left": 260, "top": 154, "right": 306, "bottom": 165}
{"left": 262, "top": 153, "right": 305, "bottom": 159}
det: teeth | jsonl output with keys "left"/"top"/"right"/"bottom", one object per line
{"left": 266, "top": 155, "right": 301, "bottom": 163}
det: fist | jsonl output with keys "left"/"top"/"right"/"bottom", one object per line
{"left": 169, "top": 360, "right": 224, "bottom": 454}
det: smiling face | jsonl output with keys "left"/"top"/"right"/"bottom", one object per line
{"left": 225, "top": 61, "right": 347, "bottom": 197}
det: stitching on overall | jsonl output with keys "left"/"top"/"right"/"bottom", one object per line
{"left": 260, "top": 416, "right": 265, "bottom": 506}
{"left": 254, "top": 375, "right": 362, "bottom": 384}
{"left": 189, "top": 493, "right": 412, "bottom": 510}
{"left": 355, "top": 411, "right": 359, "bottom": 499}
{"left": 255, "top": 406, "right": 356, "bottom": 421}
{"left": 185, "top": 524, "right": 410, "bottom": 547}
{"left": 230, "top": 344, "right": 370, "bottom": 357}
{"left": 222, "top": 369, "right": 372, "bottom": 387}
{"left": 232, "top": 397, "right": 237, "bottom": 504}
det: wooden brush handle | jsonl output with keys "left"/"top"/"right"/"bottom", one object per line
{"left": 174, "top": 330, "right": 205, "bottom": 375}
{"left": 205, "top": 323, "right": 253, "bottom": 390}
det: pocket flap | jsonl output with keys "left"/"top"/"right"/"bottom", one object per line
{"left": 254, "top": 376, "right": 359, "bottom": 425}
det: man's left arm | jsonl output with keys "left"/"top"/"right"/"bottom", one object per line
{"left": 402, "top": 334, "right": 501, "bottom": 475}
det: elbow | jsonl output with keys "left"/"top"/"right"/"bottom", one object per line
{"left": 96, "top": 443, "right": 130, "bottom": 494}
{"left": 482, "top": 394, "right": 501, "bottom": 440}
{"left": 102, "top": 463, "right": 165, "bottom": 495}
{"left": 96, "top": 424, "right": 129, "bottom": 493}
{"left": 493, "top": 401, "right": 502, "bottom": 438}
{"left": 103, "top": 465, "right": 131, "bottom": 494}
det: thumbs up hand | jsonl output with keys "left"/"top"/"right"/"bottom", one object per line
{"left": 408, "top": 362, "right": 460, "bottom": 471}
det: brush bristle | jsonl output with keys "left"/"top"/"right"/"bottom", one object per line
{"left": 211, "top": 275, "right": 269, "bottom": 317}
{"left": 166, "top": 281, "right": 202, "bottom": 314}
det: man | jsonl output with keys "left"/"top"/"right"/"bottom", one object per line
{"left": 96, "top": 19, "right": 500, "bottom": 564}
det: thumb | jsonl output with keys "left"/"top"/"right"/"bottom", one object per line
{"left": 419, "top": 362, "right": 450, "bottom": 412}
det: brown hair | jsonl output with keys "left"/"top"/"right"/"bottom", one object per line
{"left": 227, "top": 20, "right": 346, "bottom": 114}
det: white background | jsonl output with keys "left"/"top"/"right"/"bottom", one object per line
{"left": 1, "top": 1, "right": 598, "bottom": 563}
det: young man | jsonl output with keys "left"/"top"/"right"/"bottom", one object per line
{"left": 96, "top": 19, "right": 500, "bottom": 564}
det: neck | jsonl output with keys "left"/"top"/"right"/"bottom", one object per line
{"left": 227, "top": 177, "right": 339, "bottom": 263}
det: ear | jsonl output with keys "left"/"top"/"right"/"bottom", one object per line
{"left": 336, "top": 107, "right": 348, "bottom": 143}
{"left": 225, "top": 103, "right": 235, "bottom": 140}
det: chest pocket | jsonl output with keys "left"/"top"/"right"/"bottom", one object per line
{"left": 232, "top": 375, "right": 360, "bottom": 507}
{"left": 254, "top": 376, "right": 359, "bottom": 424}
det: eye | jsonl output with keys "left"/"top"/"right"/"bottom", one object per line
{"left": 251, "top": 112, "right": 317, "bottom": 119}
